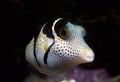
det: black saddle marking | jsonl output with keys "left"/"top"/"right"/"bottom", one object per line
{"left": 33, "top": 28, "right": 41, "bottom": 67}
{"left": 44, "top": 40, "right": 55, "bottom": 64}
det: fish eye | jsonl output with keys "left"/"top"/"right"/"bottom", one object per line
{"left": 54, "top": 19, "right": 70, "bottom": 40}
{"left": 59, "top": 26, "right": 70, "bottom": 40}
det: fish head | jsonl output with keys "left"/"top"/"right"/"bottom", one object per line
{"left": 25, "top": 18, "right": 95, "bottom": 75}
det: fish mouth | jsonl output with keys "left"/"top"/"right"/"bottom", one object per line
{"left": 85, "top": 50, "right": 94, "bottom": 62}
{"left": 81, "top": 50, "right": 95, "bottom": 63}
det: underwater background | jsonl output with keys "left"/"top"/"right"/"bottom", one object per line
{"left": 2, "top": 0, "right": 120, "bottom": 82}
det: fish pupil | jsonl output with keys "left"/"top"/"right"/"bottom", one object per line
{"left": 61, "top": 29, "right": 67, "bottom": 36}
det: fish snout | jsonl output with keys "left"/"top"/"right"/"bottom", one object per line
{"left": 80, "top": 49, "right": 95, "bottom": 63}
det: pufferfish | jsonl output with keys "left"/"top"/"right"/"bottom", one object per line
{"left": 25, "top": 18, "right": 94, "bottom": 75}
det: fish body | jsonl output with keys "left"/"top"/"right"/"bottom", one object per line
{"left": 25, "top": 18, "right": 94, "bottom": 75}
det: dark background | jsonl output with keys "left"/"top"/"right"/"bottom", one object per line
{"left": 2, "top": 0, "right": 120, "bottom": 82}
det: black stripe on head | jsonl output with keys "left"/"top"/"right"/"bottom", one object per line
{"left": 34, "top": 18, "right": 67, "bottom": 65}
{"left": 43, "top": 22, "right": 55, "bottom": 65}
{"left": 34, "top": 22, "right": 55, "bottom": 65}
{"left": 42, "top": 22, "right": 54, "bottom": 39}
{"left": 33, "top": 25, "right": 44, "bottom": 68}
{"left": 44, "top": 39, "right": 55, "bottom": 64}
{"left": 43, "top": 18, "right": 67, "bottom": 64}
{"left": 33, "top": 22, "right": 54, "bottom": 67}
{"left": 33, "top": 31, "right": 41, "bottom": 67}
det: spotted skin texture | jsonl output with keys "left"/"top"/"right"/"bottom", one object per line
{"left": 25, "top": 18, "right": 95, "bottom": 75}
